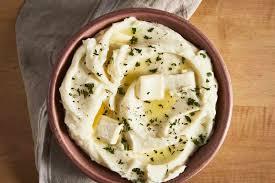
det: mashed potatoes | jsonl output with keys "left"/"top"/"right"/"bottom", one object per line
{"left": 59, "top": 17, "right": 218, "bottom": 183}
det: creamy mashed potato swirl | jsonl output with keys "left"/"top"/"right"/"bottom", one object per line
{"left": 60, "top": 17, "right": 218, "bottom": 183}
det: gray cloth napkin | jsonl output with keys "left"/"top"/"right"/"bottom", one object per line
{"left": 15, "top": 0, "right": 201, "bottom": 182}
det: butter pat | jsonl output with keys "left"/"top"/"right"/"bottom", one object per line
{"left": 136, "top": 74, "right": 165, "bottom": 101}
{"left": 96, "top": 116, "right": 123, "bottom": 144}
{"left": 165, "top": 71, "right": 196, "bottom": 90}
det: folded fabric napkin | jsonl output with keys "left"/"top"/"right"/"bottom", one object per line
{"left": 15, "top": 0, "right": 201, "bottom": 182}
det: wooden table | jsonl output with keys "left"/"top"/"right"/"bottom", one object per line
{"left": 0, "top": 0, "right": 274, "bottom": 182}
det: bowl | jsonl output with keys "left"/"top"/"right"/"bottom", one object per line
{"left": 48, "top": 8, "right": 233, "bottom": 183}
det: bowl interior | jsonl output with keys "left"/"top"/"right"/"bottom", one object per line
{"left": 48, "top": 8, "right": 232, "bottom": 183}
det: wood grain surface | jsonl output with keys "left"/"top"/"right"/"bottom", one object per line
{"left": 0, "top": 0, "right": 274, "bottom": 183}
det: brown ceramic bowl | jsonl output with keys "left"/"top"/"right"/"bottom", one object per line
{"left": 48, "top": 8, "right": 233, "bottom": 183}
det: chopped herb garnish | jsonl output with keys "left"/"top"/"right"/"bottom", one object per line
{"left": 147, "top": 28, "right": 154, "bottom": 32}
{"left": 202, "top": 86, "right": 210, "bottom": 90}
{"left": 145, "top": 58, "right": 152, "bottom": 64}
{"left": 185, "top": 115, "right": 192, "bottom": 122}
{"left": 96, "top": 72, "right": 102, "bottom": 77}
{"left": 207, "top": 72, "right": 212, "bottom": 77}
{"left": 149, "top": 68, "right": 158, "bottom": 73}
{"left": 93, "top": 49, "right": 99, "bottom": 55}
{"left": 150, "top": 157, "right": 154, "bottom": 162}
{"left": 118, "top": 87, "right": 125, "bottom": 95}
{"left": 153, "top": 150, "right": 158, "bottom": 153}
{"left": 190, "top": 112, "right": 196, "bottom": 116}
{"left": 144, "top": 35, "right": 152, "bottom": 39}
{"left": 122, "top": 117, "right": 132, "bottom": 132}
{"left": 148, "top": 45, "right": 155, "bottom": 48}
{"left": 158, "top": 104, "right": 164, "bottom": 108}
{"left": 134, "top": 48, "right": 142, "bottom": 54}
{"left": 118, "top": 159, "right": 124, "bottom": 164}
{"left": 187, "top": 98, "right": 200, "bottom": 107}
{"left": 77, "top": 88, "right": 89, "bottom": 98}
{"left": 206, "top": 79, "right": 210, "bottom": 83}
{"left": 132, "top": 27, "right": 136, "bottom": 34}
{"left": 121, "top": 137, "right": 130, "bottom": 150}
{"left": 84, "top": 83, "right": 94, "bottom": 94}
{"left": 132, "top": 168, "right": 145, "bottom": 175}
{"left": 129, "top": 48, "right": 134, "bottom": 56}
{"left": 156, "top": 55, "right": 161, "bottom": 61}
{"left": 200, "top": 52, "right": 206, "bottom": 58}
{"left": 181, "top": 57, "right": 185, "bottom": 64}
{"left": 144, "top": 100, "right": 151, "bottom": 103}
{"left": 168, "top": 67, "right": 172, "bottom": 71}
{"left": 129, "top": 36, "right": 138, "bottom": 44}
{"left": 72, "top": 77, "right": 75, "bottom": 80}
{"left": 135, "top": 62, "right": 140, "bottom": 67}
{"left": 192, "top": 134, "right": 207, "bottom": 146}
{"left": 103, "top": 146, "right": 115, "bottom": 154}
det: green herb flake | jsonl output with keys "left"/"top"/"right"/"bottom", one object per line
{"left": 134, "top": 48, "right": 142, "bottom": 54}
{"left": 122, "top": 117, "right": 132, "bottom": 132}
{"left": 118, "top": 159, "right": 124, "bottom": 164}
{"left": 77, "top": 88, "right": 89, "bottom": 98}
{"left": 145, "top": 58, "right": 152, "bottom": 64}
{"left": 156, "top": 55, "right": 161, "bottom": 61}
{"left": 93, "top": 49, "right": 99, "bottom": 56}
{"left": 132, "top": 168, "right": 145, "bottom": 175}
{"left": 84, "top": 83, "right": 94, "bottom": 94}
{"left": 207, "top": 72, "right": 212, "bottom": 77}
{"left": 117, "top": 87, "right": 125, "bottom": 96}
{"left": 150, "top": 157, "right": 154, "bottom": 162}
{"left": 147, "top": 28, "right": 154, "bottom": 32}
{"left": 181, "top": 57, "right": 185, "bottom": 64}
{"left": 96, "top": 72, "right": 102, "bottom": 77}
{"left": 129, "top": 48, "right": 134, "bottom": 56}
{"left": 185, "top": 115, "right": 192, "bottom": 122}
{"left": 187, "top": 98, "right": 200, "bottom": 107}
{"left": 132, "top": 27, "right": 137, "bottom": 34}
{"left": 103, "top": 146, "right": 115, "bottom": 154}
{"left": 202, "top": 86, "right": 210, "bottom": 91}
{"left": 121, "top": 137, "right": 130, "bottom": 151}
{"left": 200, "top": 52, "right": 206, "bottom": 58}
{"left": 129, "top": 36, "right": 138, "bottom": 44}
{"left": 192, "top": 134, "right": 207, "bottom": 146}
{"left": 149, "top": 68, "right": 158, "bottom": 73}
{"left": 144, "top": 35, "right": 152, "bottom": 39}
{"left": 135, "top": 62, "right": 140, "bottom": 67}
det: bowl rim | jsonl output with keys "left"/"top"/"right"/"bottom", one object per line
{"left": 48, "top": 7, "right": 233, "bottom": 183}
